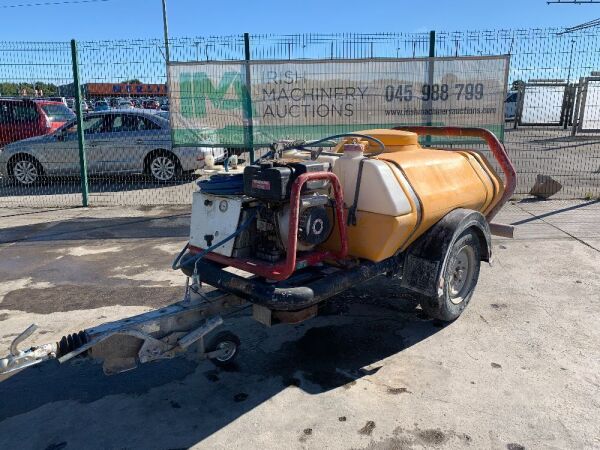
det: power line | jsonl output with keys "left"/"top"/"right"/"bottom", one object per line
{"left": 557, "top": 17, "right": 600, "bottom": 33}
{"left": 548, "top": 1, "right": 600, "bottom": 3}
{"left": 0, "top": 0, "right": 111, "bottom": 9}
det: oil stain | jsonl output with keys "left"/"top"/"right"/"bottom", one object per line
{"left": 491, "top": 362, "right": 502, "bottom": 369}
{"left": 491, "top": 303, "right": 508, "bottom": 310}
{"left": 259, "top": 322, "right": 407, "bottom": 392}
{"left": 0, "top": 285, "right": 181, "bottom": 313}
{"left": 359, "top": 420, "right": 376, "bottom": 436}
{"left": 507, "top": 444, "right": 525, "bottom": 450}
{"left": 203, "top": 370, "right": 219, "bottom": 382}
{"left": 299, "top": 427, "right": 313, "bottom": 442}
{"left": 233, "top": 392, "right": 248, "bottom": 402}
{"left": 417, "top": 428, "right": 447, "bottom": 445}
{"left": 44, "top": 443, "right": 67, "bottom": 450}
{"left": 387, "top": 387, "right": 410, "bottom": 395}
{"left": 357, "top": 426, "right": 470, "bottom": 449}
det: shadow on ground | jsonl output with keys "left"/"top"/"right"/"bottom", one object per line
{"left": 0, "top": 212, "right": 191, "bottom": 244}
{"left": 0, "top": 174, "right": 196, "bottom": 198}
{"left": 0, "top": 281, "right": 444, "bottom": 448}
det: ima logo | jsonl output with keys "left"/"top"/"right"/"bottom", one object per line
{"left": 179, "top": 71, "right": 243, "bottom": 118}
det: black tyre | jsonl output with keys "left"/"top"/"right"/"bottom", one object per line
{"left": 147, "top": 151, "right": 180, "bottom": 182}
{"left": 9, "top": 155, "right": 44, "bottom": 186}
{"left": 206, "top": 331, "right": 240, "bottom": 368}
{"left": 419, "top": 230, "right": 481, "bottom": 322}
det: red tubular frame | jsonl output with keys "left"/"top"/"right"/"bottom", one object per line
{"left": 393, "top": 126, "right": 517, "bottom": 222}
{"left": 189, "top": 171, "right": 348, "bottom": 281}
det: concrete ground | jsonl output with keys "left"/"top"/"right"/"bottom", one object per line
{"left": 0, "top": 200, "right": 599, "bottom": 450}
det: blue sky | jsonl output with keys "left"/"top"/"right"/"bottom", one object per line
{"left": 0, "top": 0, "right": 598, "bottom": 41}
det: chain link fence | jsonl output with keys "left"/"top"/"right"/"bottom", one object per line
{"left": 1, "top": 28, "right": 599, "bottom": 209}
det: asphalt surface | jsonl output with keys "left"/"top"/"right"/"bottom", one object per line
{"left": 0, "top": 200, "right": 599, "bottom": 449}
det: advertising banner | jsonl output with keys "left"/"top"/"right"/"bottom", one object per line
{"left": 168, "top": 56, "right": 509, "bottom": 147}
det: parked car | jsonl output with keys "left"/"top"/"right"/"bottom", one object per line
{"left": 142, "top": 99, "right": 160, "bottom": 110}
{"left": 0, "top": 110, "right": 225, "bottom": 185}
{"left": 47, "top": 97, "right": 68, "bottom": 107}
{"left": 117, "top": 100, "right": 134, "bottom": 109}
{"left": 94, "top": 101, "right": 110, "bottom": 111}
{"left": 0, "top": 98, "right": 75, "bottom": 147}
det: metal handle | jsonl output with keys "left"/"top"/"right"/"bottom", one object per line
{"left": 392, "top": 126, "right": 517, "bottom": 222}
{"left": 9, "top": 323, "right": 38, "bottom": 356}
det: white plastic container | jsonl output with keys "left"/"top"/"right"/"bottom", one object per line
{"left": 333, "top": 145, "right": 412, "bottom": 217}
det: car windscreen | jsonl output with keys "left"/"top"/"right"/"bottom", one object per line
{"left": 41, "top": 104, "right": 75, "bottom": 123}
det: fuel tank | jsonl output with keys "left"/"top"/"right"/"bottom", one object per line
{"left": 321, "top": 129, "right": 504, "bottom": 262}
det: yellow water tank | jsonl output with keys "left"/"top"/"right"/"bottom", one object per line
{"left": 322, "top": 129, "right": 504, "bottom": 261}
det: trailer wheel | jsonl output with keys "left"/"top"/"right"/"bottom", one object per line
{"left": 206, "top": 331, "right": 240, "bottom": 368}
{"left": 420, "top": 229, "right": 481, "bottom": 322}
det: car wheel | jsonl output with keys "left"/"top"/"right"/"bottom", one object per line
{"left": 148, "top": 152, "right": 180, "bottom": 182}
{"left": 10, "top": 156, "right": 43, "bottom": 186}
{"left": 419, "top": 230, "right": 481, "bottom": 322}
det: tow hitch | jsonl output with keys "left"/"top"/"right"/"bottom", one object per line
{"left": 0, "top": 284, "right": 246, "bottom": 381}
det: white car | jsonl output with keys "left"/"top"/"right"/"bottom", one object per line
{"left": 0, "top": 110, "right": 225, "bottom": 185}
{"left": 118, "top": 100, "right": 134, "bottom": 110}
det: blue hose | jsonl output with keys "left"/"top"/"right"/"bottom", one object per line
{"left": 197, "top": 174, "right": 244, "bottom": 195}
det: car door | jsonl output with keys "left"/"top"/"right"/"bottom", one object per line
{"left": 98, "top": 113, "right": 164, "bottom": 173}
{"left": 0, "top": 102, "right": 10, "bottom": 146}
{"left": 1, "top": 102, "right": 40, "bottom": 146}
{"left": 88, "top": 113, "right": 137, "bottom": 173}
{"left": 46, "top": 115, "right": 108, "bottom": 175}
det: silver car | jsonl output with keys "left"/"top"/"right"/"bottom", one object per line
{"left": 0, "top": 110, "right": 224, "bottom": 185}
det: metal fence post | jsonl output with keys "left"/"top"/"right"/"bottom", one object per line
{"left": 425, "top": 30, "right": 436, "bottom": 147}
{"left": 70, "top": 39, "right": 89, "bottom": 207}
{"left": 243, "top": 32, "right": 255, "bottom": 163}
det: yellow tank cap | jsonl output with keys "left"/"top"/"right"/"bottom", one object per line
{"left": 356, "top": 129, "right": 419, "bottom": 147}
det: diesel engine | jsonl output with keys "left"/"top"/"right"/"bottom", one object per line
{"left": 189, "top": 160, "right": 334, "bottom": 264}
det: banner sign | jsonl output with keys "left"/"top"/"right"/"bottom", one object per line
{"left": 168, "top": 56, "right": 509, "bottom": 147}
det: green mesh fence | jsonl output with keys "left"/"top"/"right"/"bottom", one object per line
{"left": 0, "top": 29, "right": 599, "bottom": 209}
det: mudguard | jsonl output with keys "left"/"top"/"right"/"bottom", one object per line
{"left": 400, "top": 208, "right": 491, "bottom": 297}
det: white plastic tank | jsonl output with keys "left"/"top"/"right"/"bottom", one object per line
{"left": 332, "top": 143, "right": 412, "bottom": 216}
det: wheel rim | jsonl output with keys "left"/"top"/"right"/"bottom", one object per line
{"left": 13, "top": 160, "right": 38, "bottom": 185}
{"left": 150, "top": 156, "right": 175, "bottom": 181}
{"left": 215, "top": 341, "right": 237, "bottom": 362}
{"left": 448, "top": 245, "right": 476, "bottom": 305}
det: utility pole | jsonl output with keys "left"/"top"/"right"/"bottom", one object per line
{"left": 161, "top": 0, "right": 170, "bottom": 63}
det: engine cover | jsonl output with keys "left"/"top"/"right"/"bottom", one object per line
{"left": 243, "top": 160, "right": 329, "bottom": 201}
